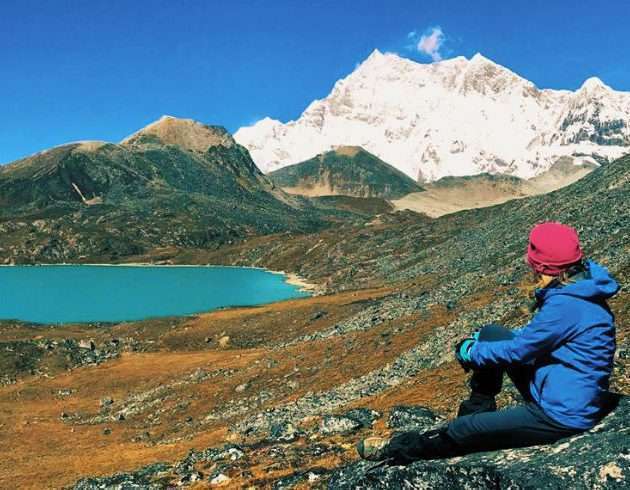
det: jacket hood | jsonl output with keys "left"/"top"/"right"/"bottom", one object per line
{"left": 538, "top": 260, "right": 620, "bottom": 301}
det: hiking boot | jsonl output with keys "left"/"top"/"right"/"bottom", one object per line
{"left": 356, "top": 436, "right": 391, "bottom": 461}
{"left": 457, "top": 393, "right": 497, "bottom": 417}
{"left": 384, "top": 427, "right": 461, "bottom": 464}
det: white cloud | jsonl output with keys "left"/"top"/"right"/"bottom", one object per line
{"left": 412, "top": 26, "right": 446, "bottom": 62}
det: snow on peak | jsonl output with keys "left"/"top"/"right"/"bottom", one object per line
{"left": 366, "top": 48, "right": 384, "bottom": 60}
{"left": 579, "top": 76, "right": 611, "bottom": 92}
{"left": 235, "top": 52, "right": 630, "bottom": 180}
{"left": 255, "top": 117, "right": 282, "bottom": 128}
{"left": 470, "top": 52, "right": 491, "bottom": 64}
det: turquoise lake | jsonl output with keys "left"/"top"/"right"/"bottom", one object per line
{"left": 0, "top": 265, "right": 310, "bottom": 324}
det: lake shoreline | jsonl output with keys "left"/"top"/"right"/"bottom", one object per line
{"left": 0, "top": 263, "right": 322, "bottom": 323}
{"left": 0, "top": 262, "right": 322, "bottom": 294}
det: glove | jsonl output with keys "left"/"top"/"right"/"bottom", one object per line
{"left": 455, "top": 336, "right": 477, "bottom": 371}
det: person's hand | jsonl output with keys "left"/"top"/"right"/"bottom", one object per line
{"left": 455, "top": 336, "right": 477, "bottom": 371}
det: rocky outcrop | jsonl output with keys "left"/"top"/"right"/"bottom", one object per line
{"left": 330, "top": 395, "right": 629, "bottom": 489}
{"left": 0, "top": 336, "right": 125, "bottom": 385}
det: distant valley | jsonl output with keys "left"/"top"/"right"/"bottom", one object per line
{"left": 392, "top": 157, "right": 596, "bottom": 217}
{"left": 266, "top": 146, "right": 597, "bottom": 217}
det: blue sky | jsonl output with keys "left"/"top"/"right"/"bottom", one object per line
{"left": 1, "top": 0, "right": 629, "bottom": 164}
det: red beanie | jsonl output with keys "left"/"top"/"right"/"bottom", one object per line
{"left": 526, "top": 222, "right": 583, "bottom": 276}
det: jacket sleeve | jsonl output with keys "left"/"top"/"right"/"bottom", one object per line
{"left": 470, "top": 297, "right": 572, "bottom": 367}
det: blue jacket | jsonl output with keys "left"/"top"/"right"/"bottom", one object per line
{"left": 470, "top": 260, "right": 619, "bottom": 429}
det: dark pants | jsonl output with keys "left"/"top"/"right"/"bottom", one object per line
{"left": 387, "top": 324, "right": 582, "bottom": 463}
{"left": 448, "top": 324, "right": 582, "bottom": 452}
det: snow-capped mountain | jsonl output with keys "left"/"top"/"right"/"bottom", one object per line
{"left": 235, "top": 50, "right": 630, "bottom": 182}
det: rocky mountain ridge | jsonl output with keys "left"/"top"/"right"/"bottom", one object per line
{"left": 268, "top": 146, "right": 423, "bottom": 199}
{"left": 0, "top": 117, "right": 359, "bottom": 264}
{"left": 235, "top": 50, "right": 630, "bottom": 182}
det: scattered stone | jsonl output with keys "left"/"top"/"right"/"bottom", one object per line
{"left": 73, "top": 462, "right": 171, "bottom": 489}
{"left": 318, "top": 408, "right": 381, "bottom": 436}
{"left": 56, "top": 388, "right": 75, "bottom": 398}
{"left": 345, "top": 408, "right": 381, "bottom": 427}
{"left": 223, "top": 447, "right": 245, "bottom": 461}
{"left": 210, "top": 473, "right": 231, "bottom": 486}
{"left": 319, "top": 415, "right": 363, "bottom": 435}
{"left": 235, "top": 383, "right": 249, "bottom": 393}
{"left": 100, "top": 397, "right": 114, "bottom": 409}
{"left": 78, "top": 339, "right": 96, "bottom": 351}
{"left": 273, "top": 467, "right": 329, "bottom": 489}
{"left": 269, "top": 422, "right": 300, "bottom": 442}
{"left": 102, "top": 427, "right": 112, "bottom": 435}
{"left": 310, "top": 310, "right": 327, "bottom": 321}
{"left": 177, "top": 470, "right": 203, "bottom": 485}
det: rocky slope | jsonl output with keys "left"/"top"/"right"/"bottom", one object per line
{"left": 209, "top": 154, "right": 628, "bottom": 293}
{"left": 0, "top": 117, "right": 363, "bottom": 264}
{"left": 268, "top": 146, "right": 422, "bottom": 199}
{"left": 235, "top": 50, "right": 630, "bottom": 182}
{"left": 330, "top": 395, "right": 630, "bottom": 489}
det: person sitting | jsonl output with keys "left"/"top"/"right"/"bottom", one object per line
{"left": 357, "top": 222, "right": 620, "bottom": 464}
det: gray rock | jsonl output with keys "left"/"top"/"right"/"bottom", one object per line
{"left": 344, "top": 408, "right": 381, "bottom": 428}
{"left": 269, "top": 422, "right": 300, "bottom": 442}
{"left": 387, "top": 405, "right": 445, "bottom": 431}
{"left": 100, "top": 397, "right": 114, "bottom": 408}
{"left": 235, "top": 383, "right": 249, "bottom": 393}
{"left": 78, "top": 339, "right": 96, "bottom": 351}
{"left": 319, "top": 415, "right": 363, "bottom": 435}
{"left": 209, "top": 473, "right": 231, "bottom": 486}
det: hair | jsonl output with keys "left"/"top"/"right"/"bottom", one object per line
{"left": 538, "top": 259, "right": 588, "bottom": 288}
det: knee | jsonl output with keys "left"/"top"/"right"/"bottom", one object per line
{"left": 478, "top": 324, "right": 514, "bottom": 342}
